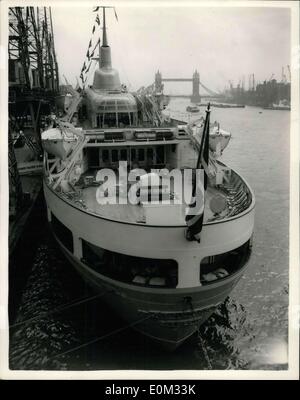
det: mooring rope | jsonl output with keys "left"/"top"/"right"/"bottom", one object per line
{"left": 184, "top": 296, "right": 213, "bottom": 370}
{"left": 48, "top": 314, "right": 152, "bottom": 361}
{"left": 10, "top": 290, "right": 112, "bottom": 329}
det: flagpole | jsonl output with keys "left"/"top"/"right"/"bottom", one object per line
{"left": 185, "top": 103, "right": 211, "bottom": 241}
{"left": 196, "top": 103, "right": 210, "bottom": 170}
{"left": 191, "top": 103, "right": 210, "bottom": 197}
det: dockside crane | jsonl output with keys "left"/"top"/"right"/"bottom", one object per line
{"left": 281, "top": 66, "right": 287, "bottom": 83}
{"left": 9, "top": 6, "right": 59, "bottom": 146}
{"left": 252, "top": 74, "right": 255, "bottom": 91}
{"left": 8, "top": 6, "right": 60, "bottom": 216}
{"left": 287, "top": 65, "right": 291, "bottom": 82}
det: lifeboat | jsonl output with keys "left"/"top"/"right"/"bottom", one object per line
{"left": 41, "top": 126, "right": 78, "bottom": 160}
{"left": 186, "top": 105, "right": 200, "bottom": 113}
{"left": 209, "top": 125, "right": 231, "bottom": 153}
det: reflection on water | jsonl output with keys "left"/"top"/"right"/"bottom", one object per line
{"left": 9, "top": 99, "right": 289, "bottom": 370}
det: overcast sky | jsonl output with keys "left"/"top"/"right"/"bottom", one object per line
{"left": 51, "top": 3, "right": 291, "bottom": 94}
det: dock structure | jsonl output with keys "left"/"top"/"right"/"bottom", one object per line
{"left": 8, "top": 127, "right": 23, "bottom": 218}
{"left": 8, "top": 6, "right": 60, "bottom": 250}
{"left": 221, "top": 71, "right": 291, "bottom": 107}
{"left": 9, "top": 6, "right": 59, "bottom": 143}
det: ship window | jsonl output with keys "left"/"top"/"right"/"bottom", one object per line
{"left": 88, "top": 148, "right": 99, "bottom": 167}
{"left": 146, "top": 148, "right": 154, "bottom": 162}
{"left": 96, "top": 114, "right": 103, "bottom": 128}
{"left": 112, "top": 149, "right": 118, "bottom": 162}
{"left": 156, "top": 145, "right": 165, "bottom": 164}
{"left": 118, "top": 112, "right": 130, "bottom": 127}
{"left": 81, "top": 239, "right": 178, "bottom": 288}
{"left": 120, "top": 149, "right": 127, "bottom": 161}
{"left": 200, "top": 239, "right": 252, "bottom": 284}
{"left": 138, "top": 148, "right": 144, "bottom": 162}
{"left": 104, "top": 113, "right": 117, "bottom": 128}
{"left": 130, "top": 113, "right": 135, "bottom": 125}
{"left": 102, "top": 149, "right": 109, "bottom": 162}
{"left": 51, "top": 213, "right": 73, "bottom": 253}
{"left": 131, "top": 148, "right": 136, "bottom": 162}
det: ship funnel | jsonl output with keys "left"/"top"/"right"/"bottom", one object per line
{"left": 93, "top": 7, "right": 121, "bottom": 91}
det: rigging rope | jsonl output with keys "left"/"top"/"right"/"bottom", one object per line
{"left": 79, "top": 10, "right": 101, "bottom": 87}
{"left": 48, "top": 314, "right": 152, "bottom": 361}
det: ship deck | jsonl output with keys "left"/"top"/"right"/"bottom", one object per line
{"left": 79, "top": 184, "right": 220, "bottom": 225}
{"left": 58, "top": 167, "right": 253, "bottom": 226}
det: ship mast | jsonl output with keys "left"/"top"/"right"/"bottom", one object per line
{"left": 99, "top": 6, "right": 112, "bottom": 69}
{"left": 102, "top": 6, "right": 108, "bottom": 46}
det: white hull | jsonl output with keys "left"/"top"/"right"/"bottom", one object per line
{"left": 44, "top": 179, "right": 254, "bottom": 289}
{"left": 53, "top": 229, "right": 250, "bottom": 349}
{"left": 44, "top": 168, "right": 254, "bottom": 349}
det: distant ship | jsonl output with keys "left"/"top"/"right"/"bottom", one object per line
{"left": 186, "top": 105, "right": 200, "bottom": 113}
{"left": 196, "top": 103, "right": 245, "bottom": 109}
{"left": 263, "top": 99, "right": 290, "bottom": 111}
{"left": 41, "top": 7, "right": 255, "bottom": 350}
{"left": 211, "top": 103, "right": 245, "bottom": 109}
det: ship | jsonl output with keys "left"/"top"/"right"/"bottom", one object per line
{"left": 186, "top": 105, "right": 200, "bottom": 113}
{"left": 263, "top": 99, "right": 291, "bottom": 111}
{"left": 41, "top": 7, "right": 255, "bottom": 350}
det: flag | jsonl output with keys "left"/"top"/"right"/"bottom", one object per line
{"left": 185, "top": 104, "right": 211, "bottom": 242}
{"left": 90, "top": 38, "right": 100, "bottom": 59}
{"left": 198, "top": 105, "right": 210, "bottom": 190}
{"left": 86, "top": 60, "right": 92, "bottom": 74}
{"left": 93, "top": 38, "right": 100, "bottom": 50}
{"left": 114, "top": 7, "right": 118, "bottom": 22}
{"left": 95, "top": 14, "right": 100, "bottom": 25}
{"left": 93, "top": 7, "right": 99, "bottom": 12}
{"left": 82, "top": 62, "right": 86, "bottom": 71}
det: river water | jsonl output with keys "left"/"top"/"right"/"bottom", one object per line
{"left": 9, "top": 98, "right": 290, "bottom": 371}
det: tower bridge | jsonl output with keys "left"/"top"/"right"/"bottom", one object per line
{"left": 154, "top": 70, "right": 221, "bottom": 102}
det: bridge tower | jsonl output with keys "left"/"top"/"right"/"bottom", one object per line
{"left": 154, "top": 70, "right": 163, "bottom": 93}
{"left": 191, "top": 70, "right": 201, "bottom": 103}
